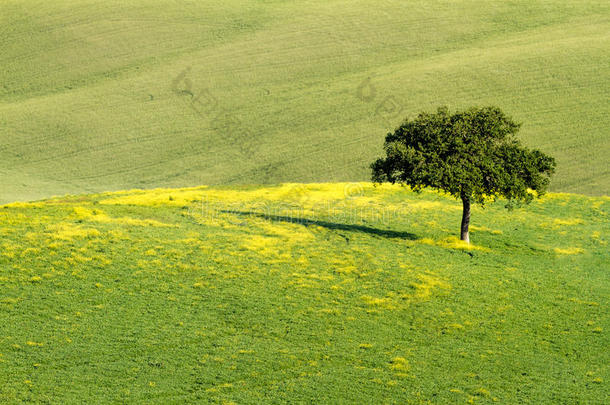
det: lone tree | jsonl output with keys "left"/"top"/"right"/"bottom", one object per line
{"left": 371, "top": 106, "right": 556, "bottom": 243}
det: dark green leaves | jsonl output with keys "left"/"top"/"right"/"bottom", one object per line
{"left": 371, "top": 106, "right": 556, "bottom": 206}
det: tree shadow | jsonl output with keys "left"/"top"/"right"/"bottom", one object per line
{"left": 222, "top": 210, "right": 418, "bottom": 240}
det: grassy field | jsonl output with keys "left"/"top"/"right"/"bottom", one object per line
{"left": 0, "top": 183, "right": 607, "bottom": 403}
{"left": 1, "top": 0, "right": 609, "bottom": 204}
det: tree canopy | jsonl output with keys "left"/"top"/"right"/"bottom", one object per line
{"left": 371, "top": 106, "right": 556, "bottom": 241}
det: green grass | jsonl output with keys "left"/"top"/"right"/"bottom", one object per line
{"left": 1, "top": 0, "right": 609, "bottom": 203}
{"left": 0, "top": 183, "right": 608, "bottom": 403}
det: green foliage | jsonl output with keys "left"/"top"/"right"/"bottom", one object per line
{"left": 371, "top": 106, "right": 556, "bottom": 206}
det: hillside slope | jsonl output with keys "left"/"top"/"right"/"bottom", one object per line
{"left": 1, "top": 0, "right": 609, "bottom": 203}
{"left": 0, "top": 183, "right": 608, "bottom": 403}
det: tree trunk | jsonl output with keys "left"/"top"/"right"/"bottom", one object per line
{"left": 460, "top": 194, "right": 471, "bottom": 243}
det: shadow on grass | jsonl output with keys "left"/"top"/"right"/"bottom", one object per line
{"left": 222, "top": 210, "right": 418, "bottom": 240}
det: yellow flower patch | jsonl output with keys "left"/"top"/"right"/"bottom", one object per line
{"left": 98, "top": 183, "right": 404, "bottom": 211}
{"left": 552, "top": 218, "right": 584, "bottom": 226}
{"left": 46, "top": 223, "right": 101, "bottom": 241}
{"left": 100, "top": 186, "right": 208, "bottom": 206}
{"left": 590, "top": 197, "right": 609, "bottom": 209}
{"left": 73, "top": 207, "right": 174, "bottom": 227}
{"left": 554, "top": 247, "right": 584, "bottom": 255}
{"left": 419, "top": 236, "right": 489, "bottom": 251}
{"left": 241, "top": 235, "right": 281, "bottom": 257}
{"left": 361, "top": 295, "right": 396, "bottom": 310}
{"left": 258, "top": 221, "right": 314, "bottom": 243}
{"left": 2, "top": 201, "right": 46, "bottom": 209}
{"left": 389, "top": 357, "right": 410, "bottom": 372}
{"left": 361, "top": 272, "right": 449, "bottom": 310}
{"left": 408, "top": 272, "right": 451, "bottom": 300}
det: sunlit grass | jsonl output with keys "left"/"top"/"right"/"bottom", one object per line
{"left": 1, "top": 1, "right": 608, "bottom": 204}
{"left": 0, "top": 183, "right": 608, "bottom": 403}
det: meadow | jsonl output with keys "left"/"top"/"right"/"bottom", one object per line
{"left": 1, "top": 1, "right": 608, "bottom": 403}
{"left": 0, "top": 183, "right": 607, "bottom": 403}
{"left": 1, "top": 0, "right": 609, "bottom": 204}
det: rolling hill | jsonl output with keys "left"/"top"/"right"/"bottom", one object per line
{"left": 1, "top": 0, "right": 609, "bottom": 204}
{"left": 0, "top": 183, "right": 608, "bottom": 402}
